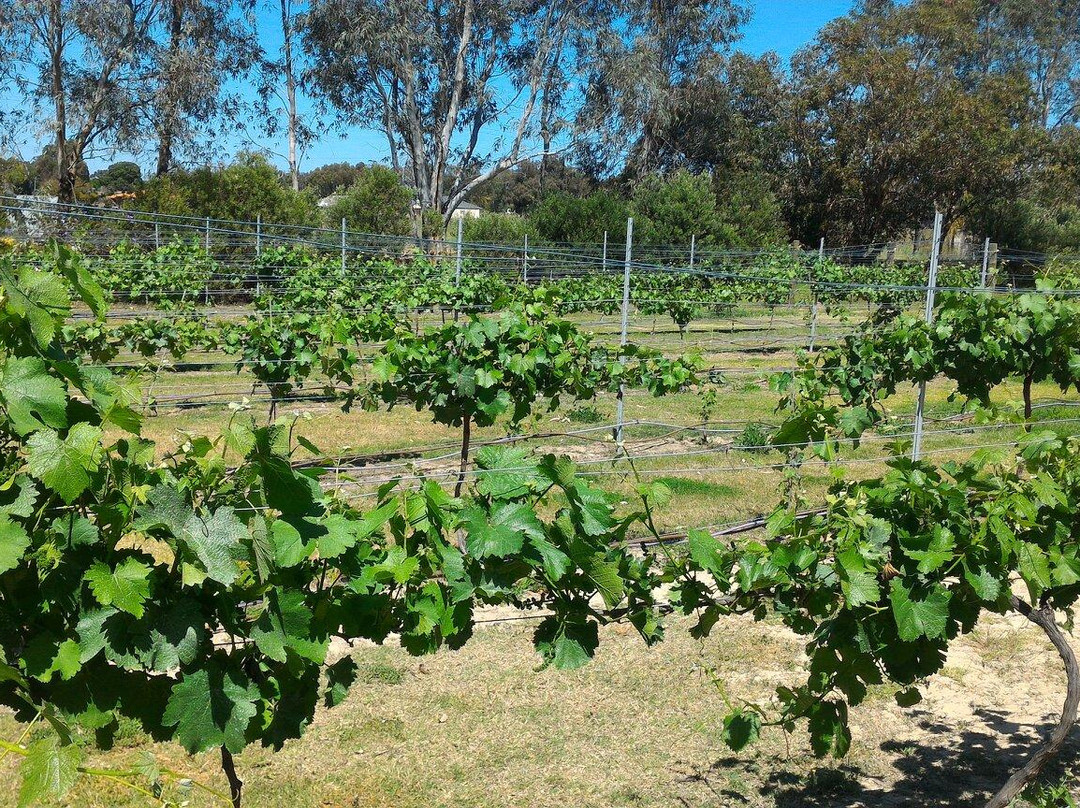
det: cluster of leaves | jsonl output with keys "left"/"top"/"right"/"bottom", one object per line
{"left": 810, "top": 258, "right": 980, "bottom": 312}
{"left": 666, "top": 430, "right": 1080, "bottom": 760}
{"left": 773, "top": 284, "right": 1080, "bottom": 454}
{"left": 84, "top": 239, "right": 223, "bottom": 310}
{"left": 218, "top": 314, "right": 359, "bottom": 420}
{"left": 54, "top": 240, "right": 989, "bottom": 325}
{"left": 63, "top": 316, "right": 218, "bottom": 365}
{"left": 0, "top": 247, "right": 669, "bottom": 805}
{"left": 367, "top": 302, "right": 701, "bottom": 431}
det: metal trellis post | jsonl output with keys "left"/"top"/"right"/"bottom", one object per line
{"left": 980, "top": 237, "right": 991, "bottom": 288}
{"left": 689, "top": 233, "right": 696, "bottom": 270}
{"left": 204, "top": 217, "right": 210, "bottom": 252}
{"left": 154, "top": 222, "right": 160, "bottom": 250}
{"left": 341, "top": 218, "right": 346, "bottom": 271}
{"left": 911, "top": 211, "right": 943, "bottom": 462}
{"left": 256, "top": 214, "right": 262, "bottom": 256}
{"left": 523, "top": 233, "right": 529, "bottom": 284}
{"left": 614, "top": 217, "right": 634, "bottom": 446}
{"left": 455, "top": 216, "right": 464, "bottom": 284}
{"left": 602, "top": 231, "right": 608, "bottom": 273}
{"left": 810, "top": 237, "right": 824, "bottom": 352}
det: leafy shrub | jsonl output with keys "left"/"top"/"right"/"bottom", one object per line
{"left": 324, "top": 165, "right": 412, "bottom": 235}
{"left": 732, "top": 422, "right": 773, "bottom": 452}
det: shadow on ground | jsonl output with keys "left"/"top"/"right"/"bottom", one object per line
{"left": 674, "top": 708, "right": 1079, "bottom": 807}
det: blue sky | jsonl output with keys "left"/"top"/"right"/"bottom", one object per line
{"left": 742, "top": 0, "right": 852, "bottom": 59}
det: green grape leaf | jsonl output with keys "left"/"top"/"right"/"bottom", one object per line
{"left": 162, "top": 663, "right": 259, "bottom": 754}
{"left": 525, "top": 532, "right": 572, "bottom": 581}
{"left": 837, "top": 551, "right": 881, "bottom": 607}
{"left": 569, "top": 484, "right": 615, "bottom": 537}
{"left": 889, "top": 580, "right": 951, "bottom": 642}
{"left": 463, "top": 502, "right": 543, "bottom": 558}
{"left": 688, "top": 529, "right": 726, "bottom": 577}
{"left": 135, "top": 485, "right": 193, "bottom": 537}
{"left": 1018, "top": 542, "right": 1053, "bottom": 597}
{"left": 722, "top": 710, "right": 762, "bottom": 752}
{"left": 23, "top": 634, "right": 82, "bottom": 682}
{"left": 1, "top": 264, "right": 70, "bottom": 349}
{"left": 895, "top": 687, "right": 923, "bottom": 707}
{"left": 963, "top": 562, "right": 1002, "bottom": 602}
{"left": 26, "top": 423, "right": 103, "bottom": 504}
{"left": 0, "top": 474, "right": 38, "bottom": 518}
{"left": 84, "top": 558, "right": 152, "bottom": 618}
{"left": 53, "top": 243, "right": 106, "bottom": 317}
{"left": 270, "top": 518, "right": 313, "bottom": 568}
{"left": 180, "top": 508, "right": 247, "bottom": 586}
{"left": 534, "top": 616, "right": 598, "bottom": 670}
{"left": 323, "top": 657, "right": 358, "bottom": 708}
{"left": 314, "top": 514, "right": 356, "bottom": 560}
{"left": 1, "top": 357, "right": 68, "bottom": 436}
{"left": 51, "top": 514, "right": 98, "bottom": 548}
{"left": 808, "top": 700, "right": 851, "bottom": 758}
{"left": 537, "top": 454, "right": 577, "bottom": 490}
{"left": 0, "top": 514, "right": 30, "bottom": 574}
{"left": 250, "top": 590, "right": 326, "bottom": 664}
{"left": 579, "top": 552, "right": 625, "bottom": 608}
{"left": 474, "top": 446, "right": 536, "bottom": 500}
{"left": 18, "top": 737, "right": 82, "bottom": 808}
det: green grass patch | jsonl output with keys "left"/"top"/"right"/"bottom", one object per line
{"left": 357, "top": 661, "right": 406, "bottom": 685}
{"left": 654, "top": 476, "right": 737, "bottom": 498}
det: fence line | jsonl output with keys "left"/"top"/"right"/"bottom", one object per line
{"left": 2, "top": 195, "right": 1017, "bottom": 276}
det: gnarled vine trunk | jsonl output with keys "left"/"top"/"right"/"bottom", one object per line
{"left": 984, "top": 597, "right": 1080, "bottom": 808}
{"left": 453, "top": 413, "right": 471, "bottom": 500}
{"left": 221, "top": 746, "right": 243, "bottom": 808}
{"left": 1023, "top": 372, "right": 1034, "bottom": 426}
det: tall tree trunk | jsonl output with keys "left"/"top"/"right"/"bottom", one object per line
{"left": 155, "top": 0, "right": 185, "bottom": 177}
{"left": 281, "top": 0, "right": 299, "bottom": 192}
{"left": 984, "top": 597, "right": 1079, "bottom": 808}
{"left": 156, "top": 127, "right": 175, "bottom": 177}
{"left": 50, "top": 0, "right": 74, "bottom": 204}
{"left": 539, "top": 130, "right": 551, "bottom": 197}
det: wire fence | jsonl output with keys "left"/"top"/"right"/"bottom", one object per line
{"left": 5, "top": 197, "right": 1080, "bottom": 519}
{"left": 0, "top": 194, "right": 1018, "bottom": 275}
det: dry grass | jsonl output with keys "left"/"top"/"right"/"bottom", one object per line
{"left": 2, "top": 612, "right": 1075, "bottom": 808}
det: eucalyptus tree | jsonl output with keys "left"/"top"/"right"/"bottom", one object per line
{"left": 576, "top": 0, "right": 751, "bottom": 179}
{"left": 971, "top": 0, "right": 1080, "bottom": 130}
{"left": 784, "top": 0, "right": 1036, "bottom": 246}
{"left": 148, "top": 0, "right": 258, "bottom": 176}
{"left": 254, "top": 0, "right": 314, "bottom": 191}
{"left": 0, "top": 0, "right": 162, "bottom": 203}
{"left": 301, "top": 0, "right": 607, "bottom": 229}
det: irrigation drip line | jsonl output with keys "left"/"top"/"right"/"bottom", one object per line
{"left": 626, "top": 508, "right": 828, "bottom": 549}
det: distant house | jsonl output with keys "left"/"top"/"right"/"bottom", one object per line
{"left": 317, "top": 193, "right": 343, "bottom": 209}
{"left": 449, "top": 201, "right": 483, "bottom": 220}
